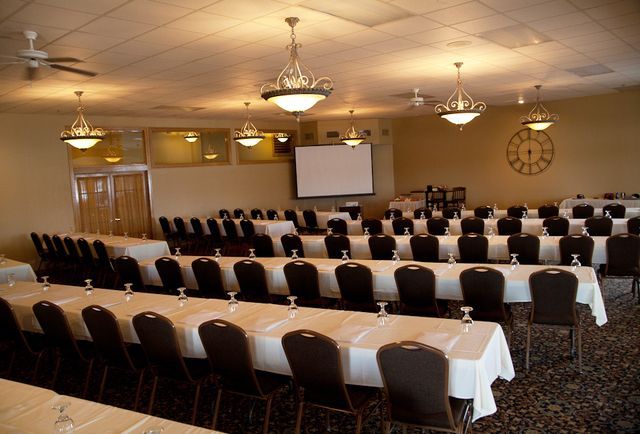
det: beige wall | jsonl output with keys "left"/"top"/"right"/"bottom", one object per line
{"left": 392, "top": 90, "right": 640, "bottom": 209}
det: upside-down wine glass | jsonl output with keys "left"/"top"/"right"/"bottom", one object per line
{"left": 214, "top": 248, "right": 222, "bottom": 261}
{"left": 227, "top": 291, "right": 238, "bottom": 312}
{"left": 447, "top": 253, "right": 456, "bottom": 268}
{"left": 461, "top": 203, "right": 466, "bottom": 211}
{"left": 389, "top": 211, "right": 395, "bottom": 220}
{"left": 403, "top": 227, "right": 410, "bottom": 237}
{"left": 123, "top": 232, "right": 128, "bottom": 240}
{"left": 488, "top": 211, "right": 494, "bottom": 220}
{"left": 524, "top": 202, "right": 529, "bottom": 210}
{"left": 177, "top": 287, "right": 188, "bottom": 306}
{"left": 327, "top": 227, "right": 333, "bottom": 236}
{"left": 562, "top": 210, "right": 569, "bottom": 218}
{"left": 52, "top": 401, "right": 74, "bottom": 433}
{"left": 522, "top": 210, "right": 527, "bottom": 219}
{"left": 287, "top": 295, "right": 298, "bottom": 319}
{"left": 509, "top": 253, "right": 520, "bottom": 270}
{"left": 341, "top": 250, "right": 349, "bottom": 263}
{"left": 141, "top": 233, "right": 147, "bottom": 241}
{"left": 0, "top": 253, "right": 5, "bottom": 264}
{"left": 392, "top": 250, "right": 400, "bottom": 263}
{"left": 487, "top": 226, "right": 495, "bottom": 238}
{"left": 363, "top": 227, "right": 370, "bottom": 239}
{"left": 581, "top": 226, "right": 590, "bottom": 236}
{"left": 124, "top": 283, "right": 134, "bottom": 301}
{"left": 293, "top": 228, "right": 299, "bottom": 236}
{"left": 108, "top": 230, "right": 113, "bottom": 237}
{"left": 290, "top": 249, "right": 299, "bottom": 260}
{"left": 604, "top": 210, "right": 612, "bottom": 219}
{"left": 41, "top": 275, "right": 50, "bottom": 292}
{"left": 376, "top": 301, "right": 389, "bottom": 327}
{"left": 493, "top": 203, "right": 498, "bottom": 213}
{"left": 357, "top": 213, "right": 362, "bottom": 221}
{"left": 419, "top": 211, "right": 426, "bottom": 220}
{"left": 542, "top": 227, "right": 549, "bottom": 237}
{"left": 460, "top": 306, "right": 474, "bottom": 333}
{"left": 7, "top": 273, "right": 15, "bottom": 287}
{"left": 453, "top": 211, "right": 459, "bottom": 220}
{"left": 248, "top": 248, "right": 256, "bottom": 260}
{"left": 174, "top": 247, "right": 181, "bottom": 258}
{"left": 84, "top": 279, "right": 93, "bottom": 296}
{"left": 444, "top": 227, "right": 450, "bottom": 238}
{"left": 570, "top": 254, "right": 581, "bottom": 272}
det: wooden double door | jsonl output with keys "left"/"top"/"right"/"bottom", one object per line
{"left": 73, "top": 171, "right": 152, "bottom": 238}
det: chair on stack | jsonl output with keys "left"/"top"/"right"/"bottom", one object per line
{"left": 251, "top": 208, "right": 264, "bottom": 220}
{"left": 474, "top": 205, "right": 493, "bottom": 219}
{"left": 538, "top": 204, "right": 559, "bottom": 218}
{"left": 81, "top": 305, "right": 146, "bottom": 408}
{"left": 426, "top": 217, "right": 449, "bottom": 235}
{"left": 159, "top": 216, "right": 178, "bottom": 247}
{"left": 628, "top": 216, "right": 640, "bottom": 235}
{"left": 132, "top": 312, "right": 210, "bottom": 424}
{"left": 206, "top": 218, "right": 225, "bottom": 251}
{"left": 76, "top": 238, "right": 97, "bottom": 282}
{"left": 460, "top": 216, "right": 484, "bottom": 235}
{"left": 252, "top": 233, "right": 275, "bottom": 257}
{"left": 459, "top": 267, "right": 513, "bottom": 345}
{"left": 198, "top": 320, "right": 288, "bottom": 434}
{"left": 376, "top": 342, "right": 473, "bottom": 434}
{"left": 222, "top": 219, "right": 242, "bottom": 255}
{"left": 218, "top": 209, "right": 230, "bottom": 219}
{"left": 442, "top": 207, "right": 461, "bottom": 219}
{"left": 281, "top": 233, "right": 305, "bottom": 258}
{"left": 32, "top": 301, "right": 95, "bottom": 397}
{"left": 497, "top": 217, "right": 522, "bottom": 235}
{"left": 572, "top": 203, "right": 594, "bottom": 219}
{"left": 413, "top": 207, "right": 432, "bottom": 220}
{"left": 361, "top": 218, "right": 383, "bottom": 235}
{"left": 266, "top": 209, "right": 279, "bottom": 220}
{"left": 240, "top": 219, "right": 256, "bottom": 239}
{"left": 599, "top": 233, "right": 640, "bottom": 299}
{"left": 335, "top": 262, "right": 377, "bottom": 312}
{"left": 0, "top": 298, "right": 44, "bottom": 383}
{"left": 192, "top": 257, "right": 227, "bottom": 299}
{"left": 543, "top": 216, "right": 570, "bottom": 236}
{"left": 392, "top": 217, "right": 414, "bottom": 235}
{"left": 281, "top": 330, "right": 381, "bottom": 434}
{"left": 394, "top": 264, "right": 447, "bottom": 317}
{"left": 410, "top": 234, "right": 440, "bottom": 262}
{"left": 384, "top": 208, "right": 402, "bottom": 220}
{"left": 303, "top": 209, "right": 321, "bottom": 234}
{"left": 173, "top": 217, "right": 194, "bottom": 254}
{"left": 42, "top": 234, "right": 60, "bottom": 275}
{"left": 327, "top": 217, "right": 348, "bottom": 235}
{"left": 507, "top": 233, "right": 540, "bottom": 264}
{"left": 324, "top": 234, "right": 351, "bottom": 259}
{"left": 449, "top": 186, "right": 466, "bottom": 208}
{"left": 30, "top": 232, "right": 50, "bottom": 273}
{"left": 284, "top": 209, "right": 302, "bottom": 232}
{"left": 114, "top": 255, "right": 146, "bottom": 292}
{"left": 368, "top": 234, "right": 397, "bottom": 260}
{"left": 559, "top": 235, "right": 594, "bottom": 267}
{"left": 507, "top": 205, "right": 528, "bottom": 218}
{"left": 190, "top": 217, "right": 210, "bottom": 255}
{"left": 233, "top": 208, "right": 245, "bottom": 219}
{"left": 526, "top": 269, "right": 581, "bottom": 372}
{"left": 457, "top": 233, "right": 489, "bottom": 263}
{"left": 283, "top": 260, "right": 331, "bottom": 308}
{"left": 585, "top": 216, "right": 613, "bottom": 236}
{"left": 233, "top": 260, "right": 272, "bottom": 303}
{"left": 93, "top": 240, "right": 116, "bottom": 288}
{"left": 603, "top": 203, "right": 625, "bottom": 218}
{"left": 154, "top": 257, "right": 186, "bottom": 295}
{"left": 63, "top": 236, "right": 82, "bottom": 282}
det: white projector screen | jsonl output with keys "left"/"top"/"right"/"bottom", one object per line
{"left": 294, "top": 144, "right": 374, "bottom": 198}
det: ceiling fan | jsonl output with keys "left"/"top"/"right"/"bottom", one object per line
{"left": 407, "top": 88, "right": 439, "bottom": 109}
{"left": 0, "top": 30, "right": 97, "bottom": 80}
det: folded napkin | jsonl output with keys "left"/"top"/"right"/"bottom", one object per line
{"left": 242, "top": 316, "right": 289, "bottom": 333}
{"left": 329, "top": 324, "right": 373, "bottom": 343}
{"left": 413, "top": 332, "right": 460, "bottom": 354}
{"left": 177, "top": 310, "right": 226, "bottom": 325}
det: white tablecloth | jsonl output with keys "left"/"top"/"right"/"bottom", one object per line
{"left": 136, "top": 256, "right": 607, "bottom": 326}
{"left": 1, "top": 282, "right": 514, "bottom": 422}
{"left": 560, "top": 198, "right": 640, "bottom": 209}
{"left": 389, "top": 199, "right": 426, "bottom": 212}
{"left": 0, "top": 259, "right": 37, "bottom": 284}
{"left": 404, "top": 208, "right": 640, "bottom": 220}
{"left": 186, "top": 217, "right": 295, "bottom": 239}
{"left": 286, "top": 211, "right": 353, "bottom": 229}
{"left": 67, "top": 234, "right": 171, "bottom": 261}
{"left": 271, "top": 235, "right": 608, "bottom": 264}
{"left": 0, "top": 379, "right": 219, "bottom": 433}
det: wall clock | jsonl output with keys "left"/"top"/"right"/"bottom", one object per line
{"left": 506, "top": 128, "right": 554, "bottom": 175}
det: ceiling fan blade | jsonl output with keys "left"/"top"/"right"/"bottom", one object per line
{"left": 25, "top": 67, "right": 38, "bottom": 81}
{"left": 46, "top": 57, "right": 83, "bottom": 63}
{"left": 49, "top": 63, "right": 97, "bottom": 77}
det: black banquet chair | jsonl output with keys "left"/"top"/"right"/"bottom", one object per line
{"left": 233, "top": 259, "right": 272, "bottom": 303}
{"left": 377, "top": 342, "right": 472, "bottom": 434}
{"left": 368, "top": 234, "right": 397, "bottom": 260}
{"left": 627, "top": 216, "right": 640, "bottom": 235}
{"left": 303, "top": 209, "right": 321, "bottom": 234}
{"left": 283, "top": 260, "right": 331, "bottom": 308}
{"left": 584, "top": 216, "right": 613, "bottom": 236}
{"left": 114, "top": 255, "right": 146, "bottom": 292}
{"left": 538, "top": 204, "right": 559, "bottom": 218}
{"left": 282, "top": 330, "right": 380, "bottom": 434}
{"left": 327, "top": 218, "right": 348, "bottom": 235}
{"left": 427, "top": 217, "right": 449, "bottom": 236}
{"left": 30, "top": 232, "right": 50, "bottom": 273}
{"left": 233, "top": 208, "right": 245, "bottom": 219}
{"left": 281, "top": 233, "right": 305, "bottom": 258}
{"left": 384, "top": 208, "right": 402, "bottom": 220}
{"left": 413, "top": 207, "right": 432, "bottom": 220}
{"left": 155, "top": 257, "right": 186, "bottom": 295}
{"left": 240, "top": 219, "right": 256, "bottom": 239}
{"left": 192, "top": 257, "right": 227, "bottom": 299}
{"left": 603, "top": 202, "right": 625, "bottom": 218}
{"left": 599, "top": 233, "right": 640, "bottom": 299}
{"left": 266, "top": 209, "right": 279, "bottom": 220}
{"left": 507, "top": 233, "right": 540, "bottom": 265}
{"left": 410, "top": 234, "right": 440, "bottom": 263}
{"left": 335, "top": 262, "right": 377, "bottom": 312}
{"left": 251, "top": 208, "right": 264, "bottom": 220}
{"left": 497, "top": 217, "right": 522, "bottom": 236}
{"left": 394, "top": 264, "right": 447, "bottom": 317}
{"left": 219, "top": 208, "right": 230, "bottom": 219}
{"left": 324, "top": 234, "right": 351, "bottom": 259}
{"left": 543, "top": 216, "right": 569, "bottom": 236}
{"left": 253, "top": 233, "right": 275, "bottom": 257}
{"left": 460, "top": 216, "right": 484, "bottom": 235}
{"left": 361, "top": 218, "right": 383, "bottom": 235}
{"left": 457, "top": 233, "right": 489, "bottom": 264}
{"left": 0, "top": 298, "right": 44, "bottom": 383}
{"left": 474, "top": 205, "right": 493, "bottom": 219}
{"left": 392, "top": 217, "right": 414, "bottom": 235}
{"left": 559, "top": 235, "right": 594, "bottom": 267}
{"left": 572, "top": 203, "right": 594, "bottom": 219}
{"left": 507, "top": 205, "right": 528, "bottom": 218}
{"left": 132, "top": 312, "right": 210, "bottom": 424}
{"left": 198, "top": 319, "right": 288, "bottom": 434}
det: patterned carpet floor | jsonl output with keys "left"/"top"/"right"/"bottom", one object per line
{"left": 3, "top": 278, "right": 638, "bottom": 433}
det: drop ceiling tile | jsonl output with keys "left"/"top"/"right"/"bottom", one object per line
{"left": 478, "top": 0, "right": 550, "bottom": 12}
{"left": 362, "top": 37, "right": 422, "bottom": 54}
{"left": 611, "top": 24, "right": 640, "bottom": 38}
{"left": 215, "top": 22, "right": 283, "bottom": 42}
{"left": 86, "top": 50, "right": 146, "bottom": 65}
{"left": 373, "top": 16, "right": 441, "bottom": 36}
{"left": 506, "top": 0, "right": 577, "bottom": 22}
{"left": 35, "top": 0, "right": 130, "bottom": 14}
{"left": 135, "top": 27, "right": 207, "bottom": 46}
{"left": 452, "top": 14, "right": 518, "bottom": 34}
{"left": 109, "top": 40, "right": 171, "bottom": 56}
{"left": 79, "top": 17, "right": 156, "bottom": 39}
{"left": 108, "top": 0, "right": 192, "bottom": 25}
{"left": 253, "top": 6, "right": 333, "bottom": 28}
{"left": 10, "top": 3, "right": 97, "bottom": 30}
{"left": 338, "top": 29, "right": 393, "bottom": 47}
{"left": 528, "top": 12, "right": 592, "bottom": 32}
{"left": 203, "top": 0, "right": 288, "bottom": 20}
{"left": 166, "top": 11, "right": 243, "bottom": 34}
{"left": 585, "top": 0, "right": 640, "bottom": 20}
{"left": 428, "top": 1, "right": 497, "bottom": 26}
{"left": 0, "top": 0, "right": 27, "bottom": 20}
{"left": 303, "top": 19, "right": 368, "bottom": 39}
{"left": 389, "top": 0, "right": 470, "bottom": 15}
{"left": 44, "top": 44, "right": 100, "bottom": 60}
{"left": 54, "top": 32, "right": 126, "bottom": 51}
{"left": 543, "top": 22, "right": 606, "bottom": 39}
{"left": 598, "top": 12, "right": 640, "bottom": 30}
{"left": 153, "top": 0, "right": 220, "bottom": 8}
{"left": 406, "top": 26, "right": 468, "bottom": 44}
{"left": 0, "top": 22, "right": 70, "bottom": 48}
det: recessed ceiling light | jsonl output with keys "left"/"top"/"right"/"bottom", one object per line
{"left": 446, "top": 40, "right": 472, "bottom": 48}
{"left": 518, "top": 97, "right": 524, "bottom": 104}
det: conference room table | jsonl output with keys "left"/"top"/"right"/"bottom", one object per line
{"left": 347, "top": 218, "right": 629, "bottom": 236}
{"left": 388, "top": 199, "right": 426, "bottom": 212}
{"left": 0, "top": 378, "right": 219, "bottom": 433}
{"left": 1, "top": 280, "right": 514, "bottom": 422}
{"left": 137, "top": 256, "right": 607, "bottom": 326}
{"left": 187, "top": 217, "right": 295, "bottom": 239}
{"left": 272, "top": 234, "right": 609, "bottom": 264}
{"left": 269, "top": 210, "right": 352, "bottom": 228}
{"left": 560, "top": 198, "right": 640, "bottom": 209}
{"left": 0, "top": 258, "right": 37, "bottom": 284}
{"left": 401, "top": 208, "right": 640, "bottom": 219}
{"left": 62, "top": 233, "right": 171, "bottom": 261}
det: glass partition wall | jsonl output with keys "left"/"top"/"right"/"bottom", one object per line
{"left": 149, "top": 128, "right": 231, "bottom": 166}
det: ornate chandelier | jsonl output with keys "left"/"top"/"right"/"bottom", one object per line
{"left": 202, "top": 143, "right": 218, "bottom": 160}
{"left": 274, "top": 133, "right": 289, "bottom": 143}
{"left": 234, "top": 102, "right": 264, "bottom": 148}
{"left": 435, "top": 62, "right": 486, "bottom": 130}
{"left": 520, "top": 85, "right": 558, "bottom": 131}
{"left": 260, "top": 17, "right": 333, "bottom": 120}
{"left": 60, "top": 91, "right": 105, "bottom": 150}
{"left": 184, "top": 131, "right": 199, "bottom": 142}
{"left": 341, "top": 110, "right": 365, "bottom": 149}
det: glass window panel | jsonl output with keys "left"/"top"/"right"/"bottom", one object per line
{"left": 149, "top": 129, "right": 230, "bottom": 166}
{"left": 237, "top": 130, "right": 297, "bottom": 163}
{"left": 71, "top": 129, "right": 146, "bottom": 167}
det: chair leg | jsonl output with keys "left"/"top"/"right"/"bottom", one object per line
{"left": 577, "top": 327, "right": 582, "bottom": 374}
{"left": 294, "top": 401, "right": 304, "bottom": 434}
{"left": 6, "top": 350, "right": 16, "bottom": 378}
{"left": 148, "top": 376, "right": 158, "bottom": 415}
{"left": 98, "top": 366, "right": 109, "bottom": 402}
{"left": 262, "top": 395, "right": 273, "bottom": 434}
{"left": 52, "top": 354, "right": 62, "bottom": 390}
{"left": 191, "top": 382, "right": 201, "bottom": 425}
{"left": 212, "top": 388, "right": 223, "bottom": 429}
{"left": 355, "top": 410, "right": 364, "bottom": 434}
{"left": 32, "top": 352, "right": 44, "bottom": 384}
{"left": 133, "top": 369, "right": 145, "bottom": 411}
{"left": 82, "top": 359, "right": 94, "bottom": 398}
{"left": 525, "top": 324, "right": 531, "bottom": 371}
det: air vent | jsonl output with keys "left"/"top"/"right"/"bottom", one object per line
{"left": 477, "top": 24, "right": 551, "bottom": 49}
{"left": 326, "top": 131, "right": 339, "bottom": 138}
{"left": 566, "top": 64, "right": 613, "bottom": 77}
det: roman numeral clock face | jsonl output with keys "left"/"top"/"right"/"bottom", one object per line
{"left": 506, "top": 128, "right": 554, "bottom": 175}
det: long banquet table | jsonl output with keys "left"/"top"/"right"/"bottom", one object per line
{"left": 65, "top": 233, "right": 171, "bottom": 261}
{"left": 0, "top": 258, "right": 37, "bottom": 284}
{"left": 0, "top": 378, "right": 219, "bottom": 433}
{"left": 405, "top": 207, "right": 640, "bottom": 219}
{"left": 186, "top": 217, "right": 295, "bottom": 239}
{"left": 1, "top": 280, "right": 514, "bottom": 422}
{"left": 137, "top": 256, "right": 607, "bottom": 326}
{"left": 559, "top": 198, "right": 640, "bottom": 209}
{"left": 272, "top": 234, "right": 609, "bottom": 264}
